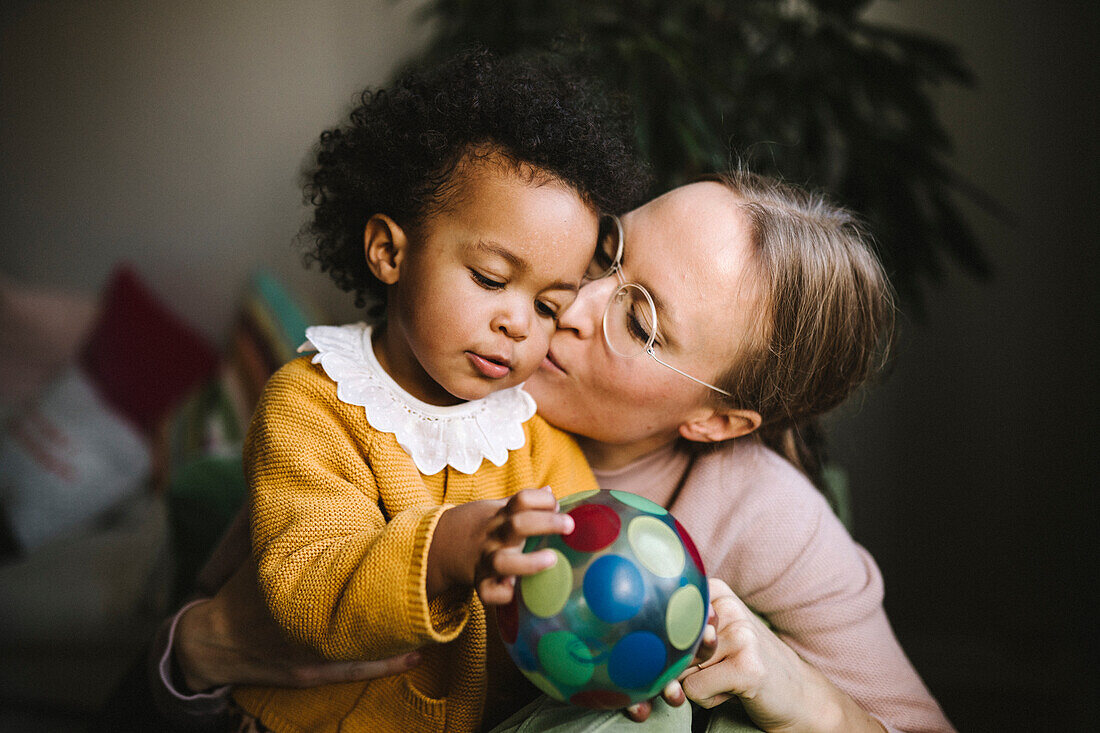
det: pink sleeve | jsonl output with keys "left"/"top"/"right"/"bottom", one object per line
{"left": 678, "top": 447, "right": 956, "bottom": 733}
{"left": 148, "top": 600, "right": 231, "bottom": 730}
{"left": 758, "top": 516, "right": 954, "bottom": 733}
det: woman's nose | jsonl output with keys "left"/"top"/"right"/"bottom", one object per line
{"left": 556, "top": 276, "right": 616, "bottom": 339}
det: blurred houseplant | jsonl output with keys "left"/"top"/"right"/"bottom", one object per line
{"left": 410, "top": 0, "right": 995, "bottom": 311}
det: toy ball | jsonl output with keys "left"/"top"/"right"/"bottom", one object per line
{"left": 497, "top": 489, "right": 708, "bottom": 710}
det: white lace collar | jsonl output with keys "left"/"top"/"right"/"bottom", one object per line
{"left": 299, "top": 323, "right": 536, "bottom": 475}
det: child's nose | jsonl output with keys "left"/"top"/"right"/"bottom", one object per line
{"left": 491, "top": 302, "right": 531, "bottom": 340}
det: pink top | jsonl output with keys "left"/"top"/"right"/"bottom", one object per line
{"left": 593, "top": 440, "right": 954, "bottom": 733}
{"left": 155, "top": 439, "right": 954, "bottom": 732}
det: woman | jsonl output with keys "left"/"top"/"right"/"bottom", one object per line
{"left": 153, "top": 173, "right": 954, "bottom": 732}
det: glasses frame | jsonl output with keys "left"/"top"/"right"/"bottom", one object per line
{"left": 592, "top": 214, "right": 732, "bottom": 397}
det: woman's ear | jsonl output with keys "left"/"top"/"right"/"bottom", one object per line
{"left": 364, "top": 214, "right": 408, "bottom": 285}
{"left": 678, "top": 408, "right": 762, "bottom": 444}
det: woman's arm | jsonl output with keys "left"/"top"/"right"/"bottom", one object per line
{"left": 622, "top": 580, "right": 885, "bottom": 732}
{"left": 148, "top": 506, "right": 422, "bottom": 730}
{"left": 679, "top": 579, "right": 885, "bottom": 732}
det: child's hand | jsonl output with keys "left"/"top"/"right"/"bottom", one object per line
{"left": 427, "top": 487, "right": 574, "bottom": 605}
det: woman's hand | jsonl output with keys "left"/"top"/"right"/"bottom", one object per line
{"left": 626, "top": 579, "right": 884, "bottom": 732}
{"left": 174, "top": 557, "right": 422, "bottom": 693}
{"left": 427, "top": 487, "right": 574, "bottom": 605}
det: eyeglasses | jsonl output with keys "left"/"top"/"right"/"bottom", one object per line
{"left": 586, "top": 214, "right": 731, "bottom": 397}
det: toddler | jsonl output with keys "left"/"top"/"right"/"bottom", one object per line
{"left": 231, "top": 50, "right": 648, "bottom": 733}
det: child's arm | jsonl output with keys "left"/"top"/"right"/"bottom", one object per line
{"left": 246, "top": 360, "right": 466, "bottom": 661}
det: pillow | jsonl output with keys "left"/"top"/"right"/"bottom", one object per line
{"left": 0, "top": 366, "right": 152, "bottom": 553}
{"left": 78, "top": 265, "right": 219, "bottom": 435}
{"left": 0, "top": 265, "right": 218, "bottom": 553}
{"left": 0, "top": 274, "right": 99, "bottom": 420}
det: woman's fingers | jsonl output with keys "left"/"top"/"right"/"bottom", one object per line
{"left": 286, "top": 651, "right": 422, "bottom": 687}
{"left": 623, "top": 700, "right": 652, "bottom": 722}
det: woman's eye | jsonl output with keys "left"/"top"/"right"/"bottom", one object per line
{"left": 535, "top": 300, "right": 558, "bottom": 319}
{"left": 470, "top": 270, "right": 505, "bottom": 289}
{"left": 627, "top": 310, "right": 653, "bottom": 343}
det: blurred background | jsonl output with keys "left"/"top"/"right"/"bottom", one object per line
{"left": 1, "top": 1, "right": 1096, "bottom": 730}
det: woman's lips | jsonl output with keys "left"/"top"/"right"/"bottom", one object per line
{"left": 542, "top": 350, "right": 566, "bottom": 375}
{"left": 467, "top": 351, "right": 511, "bottom": 379}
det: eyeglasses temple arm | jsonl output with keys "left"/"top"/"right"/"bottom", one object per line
{"left": 646, "top": 348, "right": 732, "bottom": 397}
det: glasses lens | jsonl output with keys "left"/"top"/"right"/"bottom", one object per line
{"left": 603, "top": 283, "right": 657, "bottom": 358}
{"left": 586, "top": 214, "right": 622, "bottom": 280}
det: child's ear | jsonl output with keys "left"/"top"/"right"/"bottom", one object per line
{"left": 364, "top": 214, "right": 408, "bottom": 285}
{"left": 678, "top": 408, "right": 762, "bottom": 444}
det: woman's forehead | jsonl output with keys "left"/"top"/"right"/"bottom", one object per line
{"left": 624, "top": 182, "right": 761, "bottom": 352}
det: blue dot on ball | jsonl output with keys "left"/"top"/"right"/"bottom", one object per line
{"left": 583, "top": 554, "right": 645, "bottom": 623}
{"left": 607, "top": 631, "right": 667, "bottom": 689}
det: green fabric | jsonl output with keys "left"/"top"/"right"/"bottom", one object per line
{"left": 167, "top": 455, "right": 247, "bottom": 604}
{"left": 821, "top": 463, "right": 853, "bottom": 531}
{"left": 487, "top": 696, "right": 761, "bottom": 733}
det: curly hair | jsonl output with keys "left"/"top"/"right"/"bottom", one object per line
{"left": 302, "top": 48, "right": 651, "bottom": 310}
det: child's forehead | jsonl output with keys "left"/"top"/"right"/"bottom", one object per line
{"left": 442, "top": 145, "right": 562, "bottom": 199}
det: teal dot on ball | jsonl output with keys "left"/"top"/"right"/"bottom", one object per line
{"left": 497, "top": 490, "right": 708, "bottom": 709}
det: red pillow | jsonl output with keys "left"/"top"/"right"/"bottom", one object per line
{"left": 78, "top": 265, "right": 219, "bottom": 435}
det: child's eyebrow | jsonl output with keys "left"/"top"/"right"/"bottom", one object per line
{"left": 474, "top": 240, "right": 579, "bottom": 292}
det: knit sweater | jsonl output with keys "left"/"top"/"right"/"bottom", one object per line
{"left": 232, "top": 357, "right": 598, "bottom": 733}
{"left": 594, "top": 441, "right": 956, "bottom": 733}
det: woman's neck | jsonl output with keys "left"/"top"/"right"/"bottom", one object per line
{"left": 574, "top": 433, "right": 678, "bottom": 471}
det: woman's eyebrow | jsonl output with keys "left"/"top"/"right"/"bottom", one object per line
{"left": 473, "top": 240, "right": 578, "bottom": 292}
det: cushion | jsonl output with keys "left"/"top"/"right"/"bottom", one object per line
{"left": 0, "top": 274, "right": 99, "bottom": 420}
{"left": 78, "top": 265, "right": 219, "bottom": 435}
{"left": 0, "top": 366, "right": 152, "bottom": 553}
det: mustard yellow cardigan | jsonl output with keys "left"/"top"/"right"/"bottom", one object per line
{"left": 233, "top": 357, "right": 597, "bottom": 733}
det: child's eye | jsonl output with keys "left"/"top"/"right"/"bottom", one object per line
{"left": 535, "top": 300, "right": 558, "bottom": 319}
{"left": 470, "top": 270, "right": 505, "bottom": 289}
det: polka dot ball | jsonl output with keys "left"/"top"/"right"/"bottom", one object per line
{"left": 497, "top": 489, "right": 708, "bottom": 709}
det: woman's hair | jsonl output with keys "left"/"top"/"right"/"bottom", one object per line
{"left": 705, "top": 170, "right": 896, "bottom": 488}
{"left": 302, "top": 48, "right": 650, "bottom": 311}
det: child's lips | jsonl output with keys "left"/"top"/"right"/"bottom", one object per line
{"left": 467, "top": 351, "right": 512, "bottom": 379}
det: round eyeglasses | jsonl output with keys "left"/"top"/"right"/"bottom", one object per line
{"left": 588, "top": 214, "right": 731, "bottom": 397}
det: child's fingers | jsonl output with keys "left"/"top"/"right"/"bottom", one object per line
{"left": 490, "top": 546, "right": 558, "bottom": 578}
{"left": 477, "top": 575, "right": 516, "bottom": 606}
{"left": 508, "top": 507, "right": 574, "bottom": 540}
{"left": 507, "top": 486, "right": 561, "bottom": 512}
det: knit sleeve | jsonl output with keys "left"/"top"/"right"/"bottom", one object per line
{"left": 245, "top": 359, "right": 470, "bottom": 661}
{"left": 524, "top": 415, "right": 600, "bottom": 500}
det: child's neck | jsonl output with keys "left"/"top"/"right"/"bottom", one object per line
{"left": 371, "top": 325, "right": 465, "bottom": 407}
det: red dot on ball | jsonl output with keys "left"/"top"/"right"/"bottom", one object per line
{"left": 674, "top": 517, "right": 706, "bottom": 575}
{"left": 570, "top": 689, "right": 633, "bottom": 710}
{"left": 563, "top": 503, "right": 621, "bottom": 552}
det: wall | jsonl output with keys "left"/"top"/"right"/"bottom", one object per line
{"left": 1, "top": 0, "right": 433, "bottom": 336}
